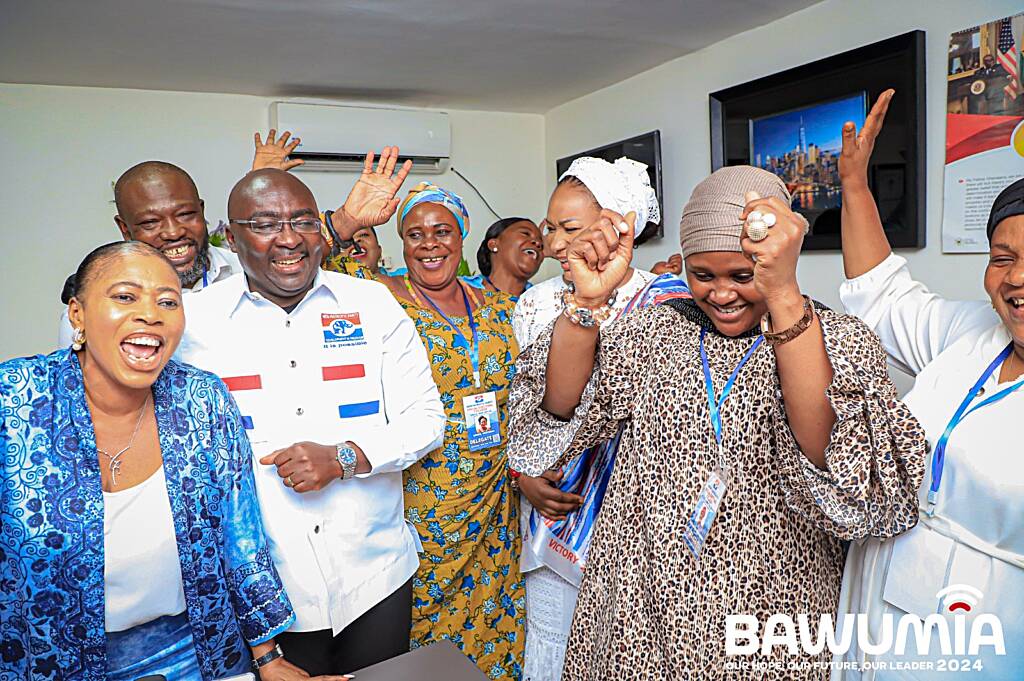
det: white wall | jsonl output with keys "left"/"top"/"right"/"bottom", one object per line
{"left": 0, "top": 84, "right": 548, "bottom": 358}
{"left": 544, "top": 0, "right": 1022, "bottom": 310}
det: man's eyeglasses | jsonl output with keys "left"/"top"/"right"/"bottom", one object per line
{"left": 230, "top": 218, "right": 324, "bottom": 236}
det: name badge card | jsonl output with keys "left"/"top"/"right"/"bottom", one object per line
{"left": 682, "top": 469, "right": 727, "bottom": 561}
{"left": 463, "top": 392, "right": 501, "bottom": 452}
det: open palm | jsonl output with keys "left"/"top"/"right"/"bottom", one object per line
{"left": 251, "top": 129, "right": 304, "bottom": 171}
{"left": 342, "top": 146, "right": 413, "bottom": 228}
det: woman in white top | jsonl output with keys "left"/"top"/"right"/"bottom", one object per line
{"left": 512, "top": 156, "right": 689, "bottom": 681}
{"left": 0, "top": 242, "right": 340, "bottom": 681}
{"left": 834, "top": 90, "right": 1024, "bottom": 678}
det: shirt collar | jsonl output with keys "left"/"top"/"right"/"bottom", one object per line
{"left": 227, "top": 268, "right": 337, "bottom": 318}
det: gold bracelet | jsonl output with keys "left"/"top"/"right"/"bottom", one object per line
{"left": 760, "top": 295, "right": 814, "bottom": 346}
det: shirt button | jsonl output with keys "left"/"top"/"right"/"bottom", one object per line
{"left": 285, "top": 320, "right": 291, "bottom": 328}
{"left": 314, "top": 525, "right": 320, "bottom": 534}
{"left": 296, "top": 407, "right": 304, "bottom": 416}
{"left": 289, "top": 360, "right": 297, "bottom": 368}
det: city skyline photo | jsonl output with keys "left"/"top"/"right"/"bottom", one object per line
{"left": 749, "top": 92, "right": 867, "bottom": 215}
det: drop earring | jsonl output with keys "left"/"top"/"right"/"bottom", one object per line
{"left": 71, "top": 328, "right": 86, "bottom": 352}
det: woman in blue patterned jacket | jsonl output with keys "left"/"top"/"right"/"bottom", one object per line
{"left": 0, "top": 243, "right": 336, "bottom": 681}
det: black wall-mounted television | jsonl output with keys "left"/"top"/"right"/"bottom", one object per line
{"left": 555, "top": 130, "right": 664, "bottom": 244}
{"left": 709, "top": 30, "right": 926, "bottom": 251}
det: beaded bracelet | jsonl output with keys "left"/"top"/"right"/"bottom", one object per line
{"left": 561, "top": 288, "right": 616, "bottom": 328}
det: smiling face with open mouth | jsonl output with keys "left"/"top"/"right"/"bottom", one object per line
{"left": 227, "top": 170, "right": 324, "bottom": 309}
{"left": 984, "top": 216, "right": 1024, "bottom": 351}
{"left": 401, "top": 202, "right": 464, "bottom": 291}
{"left": 490, "top": 220, "right": 544, "bottom": 280}
{"left": 115, "top": 167, "right": 210, "bottom": 288}
{"left": 347, "top": 226, "right": 383, "bottom": 274}
{"left": 685, "top": 251, "right": 767, "bottom": 337}
{"left": 68, "top": 249, "right": 184, "bottom": 392}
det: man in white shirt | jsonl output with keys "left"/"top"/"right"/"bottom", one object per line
{"left": 178, "top": 168, "right": 444, "bottom": 676}
{"left": 57, "top": 161, "right": 241, "bottom": 345}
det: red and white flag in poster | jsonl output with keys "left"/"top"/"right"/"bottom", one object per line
{"left": 942, "top": 12, "right": 1024, "bottom": 253}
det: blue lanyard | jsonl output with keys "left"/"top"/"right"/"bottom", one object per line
{"left": 927, "top": 342, "right": 1024, "bottom": 514}
{"left": 699, "top": 328, "right": 764, "bottom": 445}
{"left": 414, "top": 281, "right": 482, "bottom": 387}
{"left": 202, "top": 266, "right": 208, "bottom": 288}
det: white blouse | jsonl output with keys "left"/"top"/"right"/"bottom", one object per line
{"left": 103, "top": 466, "right": 187, "bottom": 632}
{"left": 512, "top": 269, "right": 658, "bottom": 349}
{"left": 834, "top": 254, "right": 1023, "bottom": 679}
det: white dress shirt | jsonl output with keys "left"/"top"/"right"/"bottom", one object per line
{"left": 57, "top": 245, "right": 240, "bottom": 347}
{"left": 178, "top": 269, "right": 444, "bottom": 634}
{"left": 833, "top": 254, "right": 1022, "bottom": 679}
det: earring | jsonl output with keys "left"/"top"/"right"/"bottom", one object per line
{"left": 491, "top": 248, "right": 498, "bottom": 252}
{"left": 71, "top": 328, "right": 86, "bottom": 352}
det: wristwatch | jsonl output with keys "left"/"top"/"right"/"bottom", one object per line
{"left": 251, "top": 643, "right": 285, "bottom": 671}
{"left": 336, "top": 442, "right": 358, "bottom": 480}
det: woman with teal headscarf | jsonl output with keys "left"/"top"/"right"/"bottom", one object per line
{"left": 386, "top": 182, "right": 525, "bottom": 680}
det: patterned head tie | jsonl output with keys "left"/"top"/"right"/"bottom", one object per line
{"left": 398, "top": 182, "right": 470, "bottom": 238}
{"left": 679, "top": 166, "right": 791, "bottom": 258}
{"left": 987, "top": 177, "right": 1024, "bottom": 242}
{"left": 559, "top": 156, "right": 661, "bottom": 236}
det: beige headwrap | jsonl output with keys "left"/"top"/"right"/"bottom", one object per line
{"left": 679, "top": 166, "right": 791, "bottom": 258}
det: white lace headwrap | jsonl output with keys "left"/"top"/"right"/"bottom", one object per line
{"left": 559, "top": 156, "right": 660, "bottom": 235}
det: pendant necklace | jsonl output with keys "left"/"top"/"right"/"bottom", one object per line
{"left": 97, "top": 394, "right": 150, "bottom": 487}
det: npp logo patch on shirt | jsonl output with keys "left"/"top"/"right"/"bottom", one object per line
{"left": 322, "top": 312, "right": 366, "bottom": 348}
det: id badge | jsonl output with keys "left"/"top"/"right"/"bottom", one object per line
{"left": 463, "top": 391, "right": 501, "bottom": 452}
{"left": 682, "top": 469, "right": 727, "bottom": 561}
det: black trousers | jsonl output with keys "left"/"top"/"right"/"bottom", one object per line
{"left": 275, "top": 577, "right": 413, "bottom": 675}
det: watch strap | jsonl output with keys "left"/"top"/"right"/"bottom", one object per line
{"left": 251, "top": 643, "right": 284, "bottom": 670}
{"left": 336, "top": 442, "right": 358, "bottom": 480}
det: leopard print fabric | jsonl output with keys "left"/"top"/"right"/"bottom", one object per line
{"left": 507, "top": 305, "right": 926, "bottom": 680}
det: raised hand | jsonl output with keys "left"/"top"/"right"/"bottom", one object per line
{"left": 651, "top": 253, "right": 682, "bottom": 275}
{"left": 566, "top": 210, "right": 636, "bottom": 306}
{"left": 839, "top": 89, "right": 893, "bottom": 188}
{"left": 252, "top": 129, "right": 305, "bottom": 171}
{"left": 739, "top": 192, "right": 807, "bottom": 303}
{"left": 339, "top": 146, "right": 413, "bottom": 230}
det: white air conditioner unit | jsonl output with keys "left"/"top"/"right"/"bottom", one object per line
{"left": 270, "top": 102, "right": 450, "bottom": 174}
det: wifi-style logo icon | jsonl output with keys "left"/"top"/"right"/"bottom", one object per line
{"left": 936, "top": 584, "right": 983, "bottom": 614}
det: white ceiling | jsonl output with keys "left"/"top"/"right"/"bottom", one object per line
{"left": 0, "top": 0, "right": 823, "bottom": 113}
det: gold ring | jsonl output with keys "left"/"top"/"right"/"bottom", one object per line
{"left": 286, "top": 475, "right": 294, "bottom": 487}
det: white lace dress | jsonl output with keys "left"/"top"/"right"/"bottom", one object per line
{"left": 511, "top": 269, "right": 656, "bottom": 681}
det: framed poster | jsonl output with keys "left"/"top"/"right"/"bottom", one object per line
{"left": 710, "top": 31, "right": 926, "bottom": 251}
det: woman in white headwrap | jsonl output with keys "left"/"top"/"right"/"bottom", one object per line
{"left": 511, "top": 157, "right": 690, "bottom": 680}
{"left": 507, "top": 165, "right": 926, "bottom": 679}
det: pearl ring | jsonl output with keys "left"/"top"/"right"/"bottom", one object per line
{"left": 745, "top": 210, "right": 777, "bottom": 242}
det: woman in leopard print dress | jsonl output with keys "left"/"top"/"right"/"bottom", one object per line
{"left": 507, "top": 166, "right": 926, "bottom": 680}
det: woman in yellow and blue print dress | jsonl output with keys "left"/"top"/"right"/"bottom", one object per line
{"left": 390, "top": 182, "right": 524, "bottom": 679}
